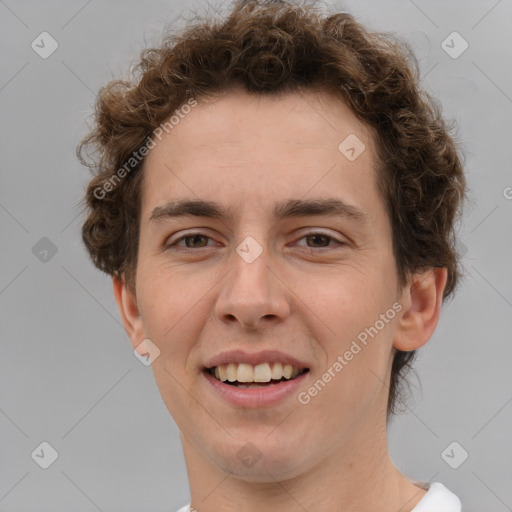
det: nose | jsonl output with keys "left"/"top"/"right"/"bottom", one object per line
{"left": 214, "top": 247, "right": 291, "bottom": 331}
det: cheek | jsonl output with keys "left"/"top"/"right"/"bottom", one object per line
{"left": 135, "top": 263, "right": 200, "bottom": 357}
{"left": 292, "top": 263, "right": 390, "bottom": 333}
{"left": 292, "top": 262, "right": 397, "bottom": 384}
{"left": 136, "top": 266, "right": 207, "bottom": 420}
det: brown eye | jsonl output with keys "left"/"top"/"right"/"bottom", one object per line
{"left": 295, "top": 231, "right": 345, "bottom": 249}
{"left": 181, "top": 234, "right": 209, "bottom": 248}
{"left": 167, "top": 232, "right": 215, "bottom": 249}
{"left": 305, "top": 234, "right": 332, "bottom": 248}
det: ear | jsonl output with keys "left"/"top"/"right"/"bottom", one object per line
{"left": 112, "top": 275, "right": 145, "bottom": 351}
{"left": 393, "top": 267, "right": 448, "bottom": 351}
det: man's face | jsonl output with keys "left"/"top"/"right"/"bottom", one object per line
{"left": 129, "top": 89, "right": 404, "bottom": 480}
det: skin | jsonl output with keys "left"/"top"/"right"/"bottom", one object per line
{"left": 113, "top": 87, "right": 447, "bottom": 512}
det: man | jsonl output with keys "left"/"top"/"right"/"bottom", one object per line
{"left": 79, "top": 0, "right": 466, "bottom": 510}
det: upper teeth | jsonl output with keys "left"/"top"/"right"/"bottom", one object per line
{"left": 212, "top": 363, "right": 303, "bottom": 383}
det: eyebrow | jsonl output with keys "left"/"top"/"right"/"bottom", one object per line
{"left": 149, "top": 198, "right": 370, "bottom": 225}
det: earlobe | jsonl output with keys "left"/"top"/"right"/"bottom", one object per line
{"left": 393, "top": 267, "right": 448, "bottom": 352}
{"left": 112, "top": 275, "right": 145, "bottom": 350}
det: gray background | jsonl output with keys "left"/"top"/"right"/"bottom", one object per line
{"left": 1, "top": 0, "right": 511, "bottom": 511}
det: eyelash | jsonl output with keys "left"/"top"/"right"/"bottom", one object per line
{"left": 166, "top": 231, "right": 346, "bottom": 251}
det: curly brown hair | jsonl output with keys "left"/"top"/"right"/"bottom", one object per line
{"left": 78, "top": 0, "right": 467, "bottom": 419}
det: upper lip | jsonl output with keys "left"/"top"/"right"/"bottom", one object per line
{"left": 203, "top": 350, "right": 310, "bottom": 370}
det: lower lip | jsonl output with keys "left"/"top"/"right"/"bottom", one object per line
{"left": 203, "top": 370, "right": 309, "bottom": 407}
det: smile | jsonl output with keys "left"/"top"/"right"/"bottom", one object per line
{"left": 207, "top": 362, "right": 308, "bottom": 388}
{"left": 203, "top": 364, "right": 310, "bottom": 407}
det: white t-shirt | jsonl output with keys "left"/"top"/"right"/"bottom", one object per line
{"left": 410, "top": 482, "right": 461, "bottom": 511}
{"left": 175, "top": 481, "right": 461, "bottom": 512}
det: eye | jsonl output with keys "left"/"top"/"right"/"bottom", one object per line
{"left": 167, "top": 232, "right": 218, "bottom": 249}
{"left": 294, "top": 231, "right": 345, "bottom": 249}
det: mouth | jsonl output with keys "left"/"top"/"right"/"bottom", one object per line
{"left": 205, "top": 362, "right": 310, "bottom": 388}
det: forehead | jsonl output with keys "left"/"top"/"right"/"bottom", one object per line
{"left": 153, "top": 88, "right": 375, "bottom": 151}
{"left": 140, "top": 88, "right": 381, "bottom": 221}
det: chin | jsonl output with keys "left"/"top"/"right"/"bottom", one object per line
{"left": 208, "top": 437, "right": 308, "bottom": 482}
